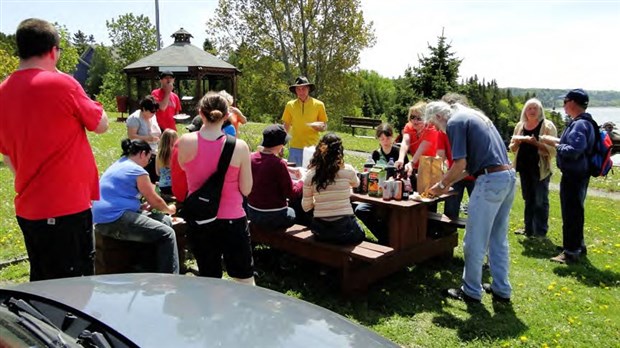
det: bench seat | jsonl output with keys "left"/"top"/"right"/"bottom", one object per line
{"left": 342, "top": 116, "right": 382, "bottom": 137}
{"left": 250, "top": 223, "right": 395, "bottom": 294}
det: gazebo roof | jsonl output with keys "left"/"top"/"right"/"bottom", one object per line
{"left": 123, "top": 28, "right": 239, "bottom": 76}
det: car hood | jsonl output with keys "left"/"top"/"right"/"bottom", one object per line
{"left": 2, "top": 274, "right": 396, "bottom": 347}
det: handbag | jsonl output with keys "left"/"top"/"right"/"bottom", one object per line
{"left": 181, "top": 134, "right": 236, "bottom": 225}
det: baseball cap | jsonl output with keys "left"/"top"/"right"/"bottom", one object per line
{"left": 562, "top": 88, "right": 589, "bottom": 108}
{"left": 185, "top": 115, "right": 203, "bottom": 132}
{"left": 261, "top": 124, "right": 290, "bottom": 148}
{"left": 159, "top": 70, "right": 175, "bottom": 79}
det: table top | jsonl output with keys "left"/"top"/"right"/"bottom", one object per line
{"left": 350, "top": 192, "right": 452, "bottom": 208}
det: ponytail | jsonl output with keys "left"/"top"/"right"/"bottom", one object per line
{"left": 121, "top": 138, "right": 151, "bottom": 157}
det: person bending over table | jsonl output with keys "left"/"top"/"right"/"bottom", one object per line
{"left": 92, "top": 139, "right": 179, "bottom": 274}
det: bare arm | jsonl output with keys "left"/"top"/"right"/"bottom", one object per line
{"left": 411, "top": 140, "right": 431, "bottom": 167}
{"left": 137, "top": 175, "right": 176, "bottom": 215}
{"left": 395, "top": 133, "right": 411, "bottom": 169}
{"left": 283, "top": 122, "right": 291, "bottom": 133}
{"left": 2, "top": 155, "right": 15, "bottom": 175}
{"left": 93, "top": 110, "right": 109, "bottom": 134}
{"left": 230, "top": 107, "right": 247, "bottom": 124}
{"left": 127, "top": 126, "right": 158, "bottom": 143}
{"left": 428, "top": 158, "right": 468, "bottom": 196}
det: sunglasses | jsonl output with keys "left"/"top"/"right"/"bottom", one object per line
{"left": 563, "top": 99, "right": 571, "bottom": 105}
{"left": 409, "top": 115, "right": 423, "bottom": 121}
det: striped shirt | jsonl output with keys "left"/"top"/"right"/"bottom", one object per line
{"left": 302, "top": 164, "right": 359, "bottom": 218}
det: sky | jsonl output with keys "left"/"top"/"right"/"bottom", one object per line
{"left": 1, "top": 0, "right": 619, "bottom": 91}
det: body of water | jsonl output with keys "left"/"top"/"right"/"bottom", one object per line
{"left": 547, "top": 107, "right": 620, "bottom": 125}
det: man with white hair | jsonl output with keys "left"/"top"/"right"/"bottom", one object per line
{"left": 425, "top": 101, "right": 516, "bottom": 303}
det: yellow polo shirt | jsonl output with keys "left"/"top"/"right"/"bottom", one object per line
{"left": 281, "top": 97, "right": 328, "bottom": 148}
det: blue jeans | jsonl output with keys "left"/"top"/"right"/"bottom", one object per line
{"left": 519, "top": 171, "right": 550, "bottom": 236}
{"left": 247, "top": 206, "right": 296, "bottom": 230}
{"left": 462, "top": 169, "right": 516, "bottom": 300}
{"left": 95, "top": 211, "right": 179, "bottom": 274}
{"left": 288, "top": 148, "right": 303, "bottom": 167}
{"left": 444, "top": 178, "right": 475, "bottom": 219}
{"left": 559, "top": 173, "right": 589, "bottom": 255}
{"left": 353, "top": 202, "right": 388, "bottom": 245}
{"left": 311, "top": 215, "right": 365, "bottom": 245}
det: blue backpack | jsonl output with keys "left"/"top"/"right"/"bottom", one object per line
{"left": 583, "top": 118, "right": 613, "bottom": 177}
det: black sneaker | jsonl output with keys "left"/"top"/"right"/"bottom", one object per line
{"left": 482, "top": 283, "right": 511, "bottom": 303}
{"left": 443, "top": 288, "right": 481, "bottom": 303}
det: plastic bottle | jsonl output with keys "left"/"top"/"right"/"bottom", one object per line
{"left": 386, "top": 157, "right": 396, "bottom": 179}
{"left": 363, "top": 155, "right": 375, "bottom": 172}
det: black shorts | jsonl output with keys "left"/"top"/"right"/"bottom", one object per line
{"left": 17, "top": 209, "right": 94, "bottom": 281}
{"left": 187, "top": 217, "right": 254, "bottom": 279}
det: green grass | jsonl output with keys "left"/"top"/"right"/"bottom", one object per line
{"left": 1, "top": 115, "right": 619, "bottom": 347}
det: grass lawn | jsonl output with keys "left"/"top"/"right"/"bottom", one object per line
{"left": 1, "top": 116, "right": 619, "bottom": 347}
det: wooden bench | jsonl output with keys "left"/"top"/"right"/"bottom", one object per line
{"left": 95, "top": 218, "right": 187, "bottom": 274}
{"left": 342, "top": 116, "right": 382, "bottom": 137}
{"left": 427, "top": 211, "right": 466, "bottom": 239}
{"left": 250, "top": 223, "right": 395, "bottom": 294}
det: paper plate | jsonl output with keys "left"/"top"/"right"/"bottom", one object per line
{"left": 173, "top": 114, "right": 191, "bottom": 120}
{"left": 410, "top": 192, "right": 435, "bottom": 202}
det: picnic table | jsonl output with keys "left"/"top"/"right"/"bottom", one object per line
{"left": 251, "top": 192, "right": 463, "bottom": 294}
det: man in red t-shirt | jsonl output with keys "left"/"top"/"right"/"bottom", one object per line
{"left": 0, "top": 19, "right": 108, "bottom": 281}
{"left": 152, "top": 70, "right": 181, "bottom": 131}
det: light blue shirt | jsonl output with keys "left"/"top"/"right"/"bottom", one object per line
{"left": 93, "top": 157, "right": 148, "bottom": 224}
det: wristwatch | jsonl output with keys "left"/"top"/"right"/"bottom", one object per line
{"left": 438, "top": 180, "right": 446, "bottom": 190}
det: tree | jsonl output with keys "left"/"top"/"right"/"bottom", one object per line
{"left": 411, "top": 31, "right": 462, "bottom": 100}
{"left": 55, "top": 24, "right": 79, "bottom": 74}
{"left": 356, "top": 69, "right": 395, "bottom": 118}
{"left": 0, "top": 32, "right": 16, "bottom": 56}
{"left": 85, "top": 44, "right": 114, "bottom": 97}
{"left": 0, "top": 48, "right": 18, "bottom": 81}
{"left": 203, "top": 37, "right": 217, "bottom": 55}
{"left": 208, "top": 0, "right": 375, "bottom": 125}
{"left": 97, "top": 13, "right": 158, "bottom": 110}
{"left": 72, "top": 30, "right": 96, "bottom": 55}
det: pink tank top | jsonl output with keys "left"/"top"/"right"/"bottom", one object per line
{"left": 184, "top": 134, "right": 245, "bottom": 219}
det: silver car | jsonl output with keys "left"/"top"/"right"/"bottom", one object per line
{"left": 0, "top": 273, "right": 397, "bottom": 347}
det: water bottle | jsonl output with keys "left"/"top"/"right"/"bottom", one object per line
{"left": 386, "top": 157, "right": 396, "bottom": 179}
{"left": 363, "top": 155, "right": 375, "bottom": 172}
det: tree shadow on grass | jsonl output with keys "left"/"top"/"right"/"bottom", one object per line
{"left": 552, "top": 256, "right": 620, "bottom": 288}
{"left": 432, "top": 301, "right": 527, "bottom": 342}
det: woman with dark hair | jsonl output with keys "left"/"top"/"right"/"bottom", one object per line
{"left": 302, "top": 133, "right": 364, "bottom": 245}
{"left": 126, "top": 95, "right": 162, "bottom": 183}
{"left": 92, "top": 139, "right": 179, "bottom": 274}
{"left": 177, "top": 92, "right": 254, "bottom": 285}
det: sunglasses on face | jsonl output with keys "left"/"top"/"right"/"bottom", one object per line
{"left": 409, "top": 115, "right": 423, "bottom": 121}
{"left": 563, "top": 99, "right": 571, "bottom": 105}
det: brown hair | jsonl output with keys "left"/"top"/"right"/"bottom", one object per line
{"left": 309, "top": 133, "right": 344, "bottom": 192}
{"left": 16, "top": 18, "right": 60, "bottom": 59}
{"left": 197, "top": 92, "right": 229, "bottom": 123}
{"left": 375, "top": 123, "right": 394, "bottom": 138}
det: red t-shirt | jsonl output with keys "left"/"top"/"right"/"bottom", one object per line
{"left": 0, "top": 69, "right": 103, "bottom": 219}
{"left": 170, "top": 140, "right": 187, "bottom": 202}
{"left": 402, "top": 123, "right": 439, "bottom": 168}
{"left": 151, "top": 88, "right": 181, "bottom": 131}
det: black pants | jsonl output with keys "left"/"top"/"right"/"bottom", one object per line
{"left": 560, "top": 173, "right": 589, "bottom": 254}
{"left": 17, "top": 209, "right": 95, "bottom": 281}
{"left": 145, "top": 154, "right": 159, "bottom": 184}
{"left": 187, "top": 217, "right": 254, "bottom": 279}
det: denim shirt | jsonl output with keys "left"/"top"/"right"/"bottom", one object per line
{"left": 556, "top": 113, "right": 595, "bottom": 176}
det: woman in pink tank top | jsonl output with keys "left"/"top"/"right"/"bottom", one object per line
{"left": 177, "top": 92, "right": 254, "bottom": 285}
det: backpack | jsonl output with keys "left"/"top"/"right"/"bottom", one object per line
{"left": 180, "top": 134, "right": 236, "bottom": 225}
{"left": 583, "top": 118, "right": 613, "bottom": 177}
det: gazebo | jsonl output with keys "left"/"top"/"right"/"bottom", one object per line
{"left": 122, "top": 28, "right": 240, "bottom": 115}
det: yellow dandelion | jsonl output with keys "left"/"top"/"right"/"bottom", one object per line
{"left": 542, "top": 344, "right": 549, "bottom": 348}
{"left": 605, "top": 265, "right": 611, "bottom": 269}
{"left": 520, "top": 336, "right": 528, "bottom": 342}
{"left": 548, "top": 284, "right": 555, "bottom": 290}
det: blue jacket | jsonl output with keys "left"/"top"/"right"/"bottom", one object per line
{"left": 556, "top": 113, "right": 595, "bottom": 176}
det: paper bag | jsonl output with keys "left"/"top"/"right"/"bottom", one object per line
{"left": 302, "top": 146, "right": 315, "bottom": 169}
{"left": 416, "top": 156, "right": 444, "bottom": 193}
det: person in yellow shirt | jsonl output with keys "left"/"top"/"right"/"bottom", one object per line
{"left": 281, "top": 76, "right": 328, "bottom": 166}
